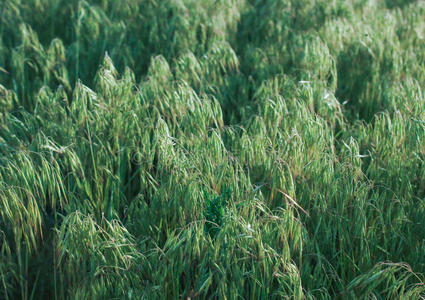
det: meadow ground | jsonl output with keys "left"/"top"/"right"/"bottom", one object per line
{"left": 0, "top": 0, "right": 424, "bottom": 299}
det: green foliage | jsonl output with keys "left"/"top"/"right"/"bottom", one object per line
{"left": 203, "top": 188, "right": 231, "bottom": 238}
{"left": 0, "top": 0, "right": 424, "bottom": 299}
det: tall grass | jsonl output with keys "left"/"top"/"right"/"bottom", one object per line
{"left": 0, "top": 0, "right": 424, "bottom": 298}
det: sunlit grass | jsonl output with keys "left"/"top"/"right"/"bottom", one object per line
{"left": 0, "top": 0, "right": 424, "bottom": 299}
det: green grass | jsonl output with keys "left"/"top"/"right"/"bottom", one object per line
{"left": 0, "top": 0, "right": 424, "bottom": 298}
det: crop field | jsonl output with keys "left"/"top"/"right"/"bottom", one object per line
{"left": 0, "top": 0, "right": 424, "bottom": 299}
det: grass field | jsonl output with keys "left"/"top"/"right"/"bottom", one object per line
{"left": 0, "top": 0, "right": 424, "bottom": 299}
